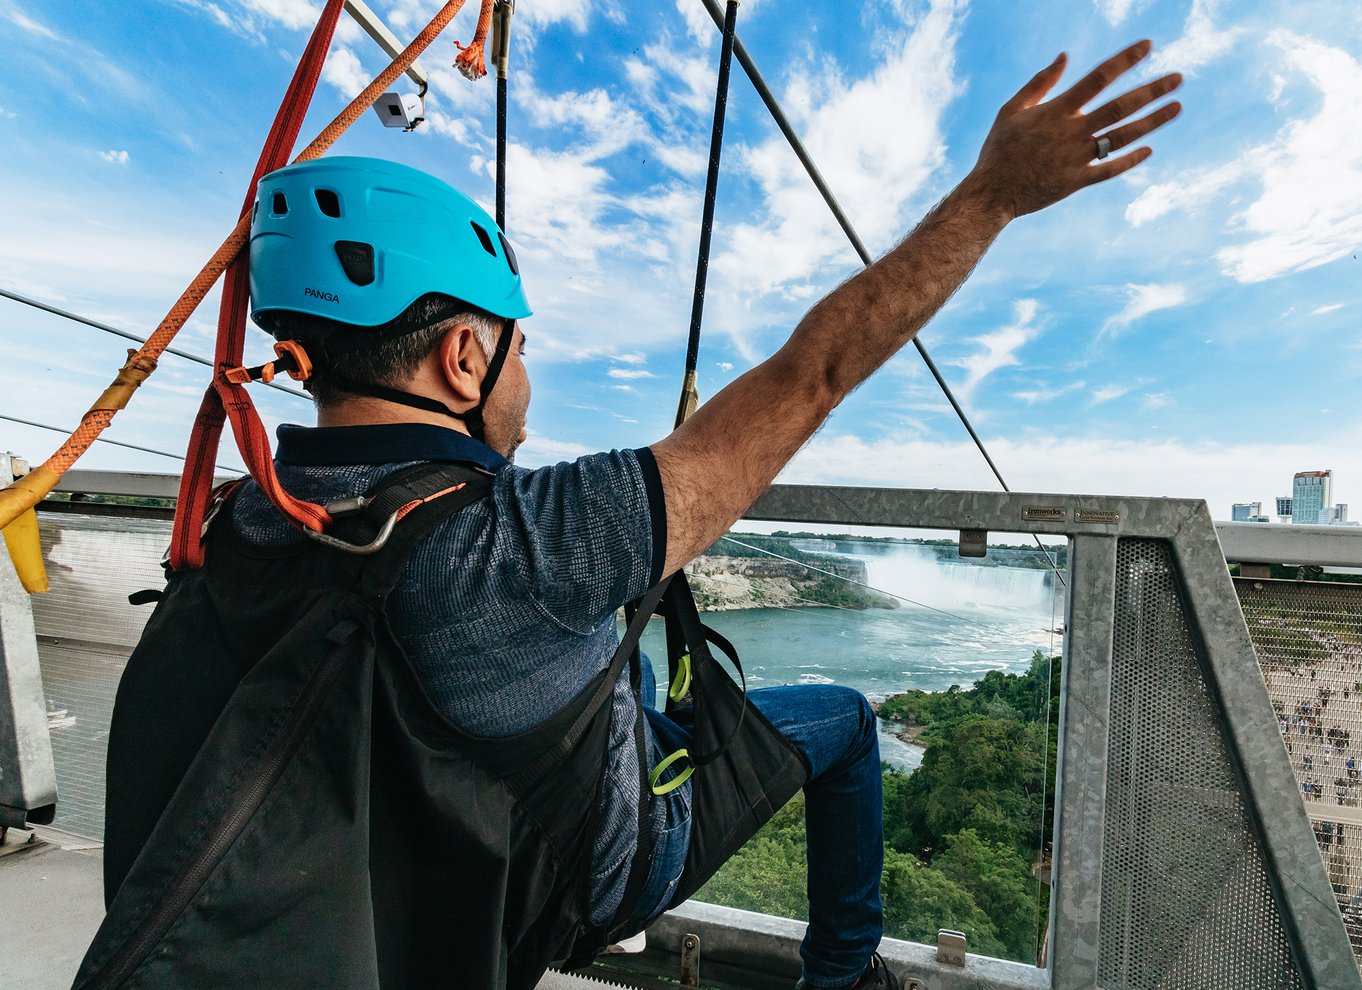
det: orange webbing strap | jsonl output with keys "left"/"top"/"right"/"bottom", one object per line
{"left": 394, "top": 483, "right": 471, "bottom": 522}
{"left": 0, "top": 0, "right": 482, "bottom": 535}
{"left": 171, "top": 0, "right": 344, "bottom": 570}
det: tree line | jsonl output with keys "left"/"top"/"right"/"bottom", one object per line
{"left": 696, "top": 651, "right": 1062, "bottom": 965}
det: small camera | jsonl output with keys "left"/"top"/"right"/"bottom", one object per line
{"left": 373, "top": 91, "right": 424, "bottom": 131}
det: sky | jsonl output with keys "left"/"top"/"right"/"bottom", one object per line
{"left": 0, "top": 0, "right": 1359, "bottom": 524}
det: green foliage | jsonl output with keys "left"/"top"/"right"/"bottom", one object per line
{"left": 881, "top": 849, "right": 1004, "bottom": 956}
{"left": 696, "top": 795, "right": 809, "bottom": 921}
{"left": 696, "top": 651, "right": 1062, "bottom": 967}
{"left": 878, "top": 652, "right": 1058, "bottom": 729}
{"left": 933, "top": 829, "right": 1039, "bottom": 960}
{"left": 889, "top": 715, "right": 1050, "bottom": 856}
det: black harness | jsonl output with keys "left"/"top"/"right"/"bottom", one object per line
{"left": 78, "top": 462, "right": 806, "bottom": 989}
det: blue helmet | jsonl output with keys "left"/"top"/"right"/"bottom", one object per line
{"left": 248, "top": 156, "right": 531, "bottom": 332}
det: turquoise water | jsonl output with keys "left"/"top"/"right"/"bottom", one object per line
{"left": 633, "top": 540, "right": 1065, "bottom": 772}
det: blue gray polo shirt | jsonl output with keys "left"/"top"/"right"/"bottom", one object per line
{"left": 230, "top": 423, "right": 668, "bottom": 924}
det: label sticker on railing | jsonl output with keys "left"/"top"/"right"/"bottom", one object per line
{"left": 1022, "top": 506, "right": 1067, "bottom": 522}
{"left": 1076, "top": 508, "right": 1120, "bottom": 525}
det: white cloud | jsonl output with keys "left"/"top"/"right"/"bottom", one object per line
{"left": 98, "top": 150, "right": 130, "bottom": 166}
{"left": 611, "top": 352, "right": 647, "bottom": 365}
{"left": 1125, "top": 160, "right": 1250, "bottom": 228}
{"left": 1148, "top": 0, "right": 1243, "bottom": 77}
{"left": 608, "top": 368, "right": 654, "bottom": 379}
{"left": 1012, "top": 380, "right": 1086, "bottom": 404}
{"left": 0, "top": 3, "right": 61, "bottom": 40}
{"left": 1094, "top": 0, "right": 1136, "bottom": 27}
{"left": 515, "top": 431, "right": 593, "bottom": 467}
{"left": 1216, "top": 34, "right": 1362, "bottom": 283}
{"left": 950, "top": 299, "right": 1040, "bottom": 403}
{"left": 240, "top": 0, "right": 319, "bottom": 31}
{"left": 1311, "top": 303, "right": 1344, "bottom": 316}
{"left": 1135, "top": 32, "right": 1362, "bottom": 284}
{"left": 717, "top": 361, "right": 734, "bottom": 372}
{"left": 1100, "top": 283, "right": 1190, "bottom": 339}
{"left": 320, "top": 45, "right": 368, "bottom": 99}
{"left": 1143, "top": 392, "right": 1172, "bottom": 409}
{"left": 519, "top": 0, "right": 593, "bottom": 33}
{"left": 704, "top": 0, "right": 966, "bottom": 352}
{"left": 674, "top": 0, "right": 766, "bottom": 42}
{"left": 1089, "top": 384, "right": 1132, "bottom": 406}
{"left": 778, "top": 430, "right": 1361, "bottom": 522}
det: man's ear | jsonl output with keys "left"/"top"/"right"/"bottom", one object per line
{"left": 437, "top": 323, "right": 485, "bottom": 404}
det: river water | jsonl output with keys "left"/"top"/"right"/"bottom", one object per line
{"left": 635, "top": 539, "right": 1065, "bottom": 772}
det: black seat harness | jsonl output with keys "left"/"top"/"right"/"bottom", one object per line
{"left": 77, "top": 462, "right": 806, "bottom": 989}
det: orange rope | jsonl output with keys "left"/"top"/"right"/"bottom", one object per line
{"left": 453, "top": 0, "right": 496, "bottom": 80}
{"left": 0, "top": 0, "right": 484, "bottom": 530}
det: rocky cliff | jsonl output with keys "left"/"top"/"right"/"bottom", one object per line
{"left": 684, "top": 555, "right": 896, "bottom": 612}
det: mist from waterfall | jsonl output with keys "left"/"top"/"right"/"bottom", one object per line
{"left": 854, "top": 544, "right": 1054, "bottom": 612}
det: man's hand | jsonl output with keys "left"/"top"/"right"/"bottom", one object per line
{"left": 966, "top": 40, "right": 1182, "bottom": 221}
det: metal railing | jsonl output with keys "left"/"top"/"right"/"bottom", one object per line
{"left": 2, "top": 472, "right": 1360, "bottom": 990}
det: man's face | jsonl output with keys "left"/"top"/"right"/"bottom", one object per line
{"left": 481, "top": 324, "right": 530, "bottom": 462}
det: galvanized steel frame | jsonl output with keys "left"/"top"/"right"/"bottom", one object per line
{"left": 648, "top": 484, "right": 1358, "bottom": 990}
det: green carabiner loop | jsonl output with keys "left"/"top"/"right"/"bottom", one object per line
{"left": 649, "top": 747, "right": 694, "bottom": 795}
{"left": 668, "top": 652, "right": 693, "bottom": 702}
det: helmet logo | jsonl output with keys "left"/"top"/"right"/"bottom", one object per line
{"left": 304, "top": 287, "right": 341, "bottom": 303}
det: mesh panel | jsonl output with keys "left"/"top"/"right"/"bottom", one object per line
{"left": 1237, "top": 576, "right": 1362, "bottom": 963}
{"left": 33, "top": 513, "right": 170, "bottom": 840}
{"left": 1100, "top": 539, "right": 1304, "bottom": 990}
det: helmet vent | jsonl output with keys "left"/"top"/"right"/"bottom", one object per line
{"left": 271, "top": 192, "right": 288, "bottom": 216}
{"left": 469, "top": 221, "right": 498, "bottom": 258}
{"left": 498, "top": 232, "right": 519, "bottom": 275}
{"left": 314, "top": 189, "right": 341, "bottom": 218}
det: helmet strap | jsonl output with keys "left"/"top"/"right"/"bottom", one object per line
{"left": 314, "top": 317, "right": 516, "bottom": 447}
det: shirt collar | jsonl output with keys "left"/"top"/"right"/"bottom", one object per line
{"left": 275, "top": 423, "right": 509, "bottom": 472}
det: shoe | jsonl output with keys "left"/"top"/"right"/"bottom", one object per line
{"left": 794, "top": 952, "right": 901, "bottom": 990}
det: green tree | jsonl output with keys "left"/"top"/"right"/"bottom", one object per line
{"left": 933, "top": 828, "right": 1039, "bottom": 961}
{"left": 880, "top": 849, "right": 1004, "bottom": 956}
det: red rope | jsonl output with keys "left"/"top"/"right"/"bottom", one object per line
{"left": 169, "top": 0, "right": 344, "bottom": 570}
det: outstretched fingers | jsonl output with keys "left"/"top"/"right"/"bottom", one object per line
{"left": 1087, "top": 73, "right": 1183, "bottom": 133}
{"left": 1057, "top": 39, "right": 1152, "bottom": 112}
{"left": 1085, "top": 146, "right": 1153, "bottom": 185}
{"left": 1094, "top": 100, "right": 1182, "bottom": 160}
{"left": 1003, "top": 52, "right": 1067, "bottom": 113}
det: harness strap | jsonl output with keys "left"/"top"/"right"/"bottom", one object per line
{"left": 346, "top": 462, "right": 497, "bottom": 602}
{"left": 504, "top": 576, "right": 671, "bottom": 795}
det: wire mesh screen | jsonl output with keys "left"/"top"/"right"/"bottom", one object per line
{"left": 32, "top": 512, "right": 170, "bottom": 840}
{"left": 1099, "top": 539, "right": 1303, "bottom": 990}
{"left": 1237, "top": 575, "right": 1362, "bottom": 963}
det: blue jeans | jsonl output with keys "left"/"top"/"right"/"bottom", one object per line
{"left": 629, "top": 659, "right": 884, "bottom": 989}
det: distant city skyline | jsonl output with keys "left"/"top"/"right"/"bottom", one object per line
{"left": 1237, "top": 469, "right": 1356, "bottom": 525}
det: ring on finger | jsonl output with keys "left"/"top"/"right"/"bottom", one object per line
{"left": 1094, "top": 135, "right": 1113, "bottom": 160}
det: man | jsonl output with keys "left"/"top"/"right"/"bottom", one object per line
{"left": 117, "top": 41, "right": 1179, "bottom": 990}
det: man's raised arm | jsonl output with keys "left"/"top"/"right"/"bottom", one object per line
{"left": 651, "top": 40, "right": 1182, "bottom": 577}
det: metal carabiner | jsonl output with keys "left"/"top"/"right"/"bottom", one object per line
{"left": 302, "top": 508, "right": 400, "bottom": 555}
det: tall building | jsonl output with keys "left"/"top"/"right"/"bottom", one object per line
{"left": 1276, "top": 495, "right": 1293, "bottom": 519}
{"left": 1231, "top": 501, "right": 1262, "bottom": 521}
{"left": 1292, "top": 470, "right": 1332, "bottom": 525}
